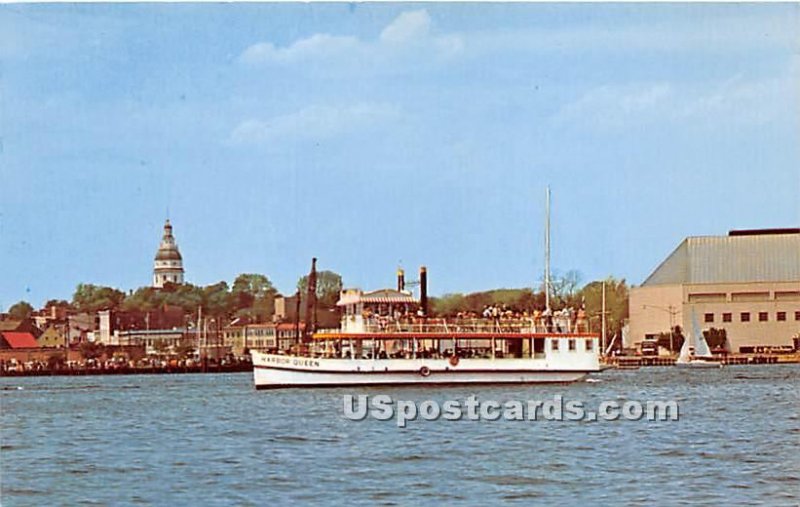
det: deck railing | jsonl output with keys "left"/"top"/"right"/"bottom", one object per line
{"left": 358, "top": 318, "right": 587, "bottom": 335}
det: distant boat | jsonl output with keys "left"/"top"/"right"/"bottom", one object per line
{"left": 675, "top": 310, "right": 723, "bottom": 369}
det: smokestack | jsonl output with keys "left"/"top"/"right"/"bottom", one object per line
{"left": 304, "top": 257, "right": 318, "bottom": 342}
{"left": 419, "top": 266, "right": 428, "bottom": 317}
{"left": 397, "top": 268, "right": 405, "bottom": 292}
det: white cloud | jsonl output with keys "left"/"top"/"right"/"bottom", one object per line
{"left": 229, "top": 103, "right": 401, "bottom": 145}
{"left": 238, "top": 34, "right": 360, "bottom": 65}
{"left": 554, "top": 69, "right": 798, "bottom": 129}
{"left": 379, "top": 10, "right": 431, "bottom": 44}
{"left": 555, "top": 84, "right": 674, "bottom": 128}
{"left": 237, "top": 9, "right": 463, "bottom": 67}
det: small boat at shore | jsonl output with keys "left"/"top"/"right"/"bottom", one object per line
{"left": 675, "top": 311, "right": 723, "bottom": 369}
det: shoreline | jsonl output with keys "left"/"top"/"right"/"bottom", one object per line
{"left": 4, "top": 355, "right": 799, "bottom": 378}
{"left": 1, "top": 363, "right": 252, "bottom": 378}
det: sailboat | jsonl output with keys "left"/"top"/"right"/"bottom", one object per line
{"left": 675, "top": 310, "right": 723, "bottom": 368}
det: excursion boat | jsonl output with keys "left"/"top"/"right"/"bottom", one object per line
{"left": 253, "top": 188, "right": 600, "bottom": 389}
{"left": 252, "top": 271, "right": 601, "bottom": 389}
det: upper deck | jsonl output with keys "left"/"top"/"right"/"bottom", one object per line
{"left": 331, "top": 283, "right": 596, "bottom": 341}
{"left": 315, "top": 318, "right": 596, "bottom": 340}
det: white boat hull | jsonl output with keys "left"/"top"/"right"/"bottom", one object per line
{"left": 252, "top": 352, "right": 597, "bottom": 389}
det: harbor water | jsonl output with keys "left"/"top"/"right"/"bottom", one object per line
{"left": 2, "top": 366, "right": 798, "bottom": 505}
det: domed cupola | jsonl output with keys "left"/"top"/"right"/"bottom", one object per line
{"left": 153, "top": 219, "right": 185, "bottom": 288}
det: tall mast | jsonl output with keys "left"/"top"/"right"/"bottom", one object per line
{"left": 601, "top": 280, "right": 607, "bottom": 353}
{"left": 544, "top": 186, "right": 551, "bottom": 312}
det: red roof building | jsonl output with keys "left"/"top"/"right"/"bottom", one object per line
{"left": 0, "top": 331, "right": 40, "bottom": 349}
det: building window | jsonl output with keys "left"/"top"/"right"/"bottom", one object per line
{"left": 795, "top": 311, "right": 800, "bottom": 321}
{"left": 551, "top": 339, "right": 559, "bottom": 351}
{"left": 585, "top": 339, "right": 594, "bottom": 351}
{"left": 740, "top": 312, "right": 750, "bottom": 322}
{"left": 758, "top": 312, "right": 768, "bottom": 322}
{"left": 704, "top": 313, "right": 714, "bottom": 323}
{"left": 777, "top": 312, "right": 786, "bottom": 322}
{"left": 722, "top": 313, "right": 732, "bottom": 323}
{"left": 568, "top": 339, "right": 576, "bottom": 351}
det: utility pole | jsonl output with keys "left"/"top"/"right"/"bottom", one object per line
{"left": 643, "top": 304, "right": 680, "bottom": 354}
{"left": 601, "top": 280, "right": 607, "bottom": 353}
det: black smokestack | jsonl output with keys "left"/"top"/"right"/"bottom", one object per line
{"left": 419, "top": 266, "right": 428, "bottom": 317}
{"left": 304, "top": 257, "right": 317, "bottom": 342}
{"left": 397, "top": 268, "right": 405, "bottom": 292}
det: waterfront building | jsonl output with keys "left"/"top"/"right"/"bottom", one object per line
{"left": 276, "top": 322, "right": 305, "bottom": 351}
{"left": 0, "top": 331, "right": 39, "bottom": 349}
{"left": 222, "top": 321, "right": 277, "bottom": 356}
{"left": 629, "top": 229, "right": 800, "bottom": 353}
{"left": 117, "top": 329, "right": 187, "bottom": 355}
{"left": 32, "top": 302, "right": 71, "bottom": 329}
{"left": 37, "top": 326, "right": 67, "bottom": 348}
{"left": 0, "top": 318, "right": 42, "bottom": 338}
{"left": 153, "top": 219, "right": 185, "bottom": 288}
{"left": 68, "top": 313, "right": 96, "bottom": 344}
{"left": 97, "top": 307, "right": 184, "bottom": 345}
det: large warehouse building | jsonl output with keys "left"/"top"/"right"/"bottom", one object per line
{"left": 628, "top": 229, "right": 800, "bottom": 353}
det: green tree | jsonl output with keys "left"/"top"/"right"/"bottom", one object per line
{"left": 232, "top": 274, "right": 275, "bottom": 300}
{"left": 72, "top": 284, "right": 126, "bottom": 312}
{"left": 164, "top": 283, "right": 204, "bottom": 315}
{"left": 121, "top": 287, "right": 165, "bottom": 312}
{"left": 703, "top": 327, "right": 728, "bottom": 351}
{"left": 432, "top": 293, "right": 467, "bottom": 316}
{"left": 657, "top": 326, "right": 685, "bottom": 353}
{"left": 44, "top": 299, "right": 72, "bottom": 310}
{"left": 8, "top": 301, "right": 34, "bottom": 320}
{"left": 578, "top": 277, "right": 629, "bottom": 339}
{"left": 297, "top": 270, "right": 343, "bottom": 307}
{"left": 550, "top": 270, "right": 583, "bottom": 307}
{"left": 231, "top": 274, "right": 277, "bottom": 319}
{"left": 203, "top": 282, "right": 233, "bottom": 317}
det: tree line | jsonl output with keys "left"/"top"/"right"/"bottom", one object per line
{"left": 6, "top": 271, "right": 344, "bottom": 324}
{"left": 430, "top": 274, "right": 630, "bottom": 339}
{"left": 6, "top": 270, "right": 629, "bottom": 339}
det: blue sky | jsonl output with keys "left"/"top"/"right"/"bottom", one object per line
{"left": 1, "top": 3, "right": 799, "bottom": 309}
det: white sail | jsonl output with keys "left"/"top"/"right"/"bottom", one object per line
{"left": 691, "top": 310, "right": 713, "bottom": 358}
{"left": 677, "top": 333, "right": 692, "bottom": 364}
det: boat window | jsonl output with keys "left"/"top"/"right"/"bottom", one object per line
{"left": 568, "top": 339, "right": 576, "bottom": 351}
{"left": 585, "top": 339, "right": 593, "bottom": 351}
{"left": 551, "top": 339, "right": 559, "bottom": 351}
{"left": 533, "top": 338, "right": 545, "bottom": 354}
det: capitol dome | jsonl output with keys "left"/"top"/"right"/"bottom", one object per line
{"left": 153, "top": 219, "right": 185, "bottom": 288}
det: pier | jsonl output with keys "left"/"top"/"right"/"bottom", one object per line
{"left": 604, "top": 353, "right": 797, "bottom": 368}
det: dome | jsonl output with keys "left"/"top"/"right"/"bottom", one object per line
{"left": 155, "top": 248, "right": 183, "bottom": 261}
